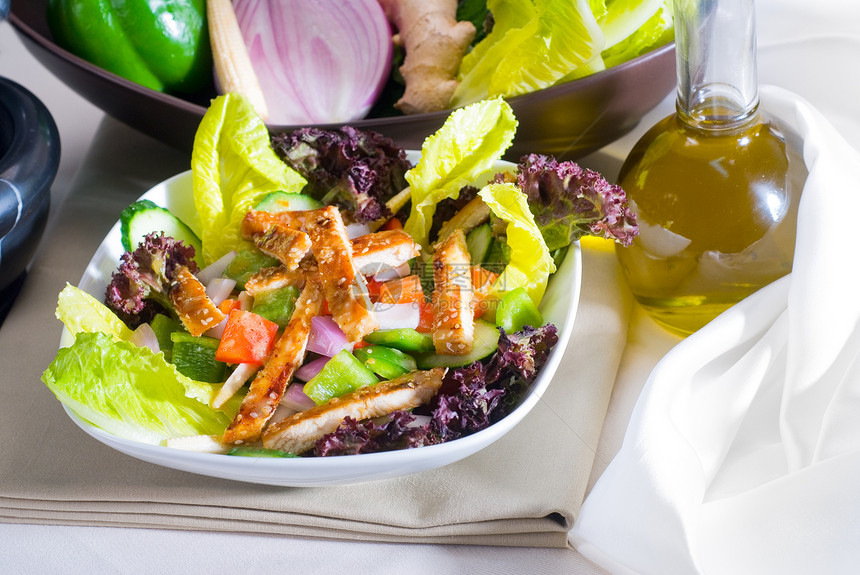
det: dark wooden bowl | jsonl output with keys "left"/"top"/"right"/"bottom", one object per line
{"left": 10, "top": 1, "right": 675, "bottom": 160}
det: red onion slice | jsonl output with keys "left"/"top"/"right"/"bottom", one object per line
{"left": 197, "top": 250, "right": 237, "bottom": 285}
{"left": 234, "top": 0, "right": 393, "bottom": 124}
{"left": 130, "top": 323, "right": 160, "bottom": 354}
{"left": 280, "top": 383, "right": 317, "bottom": 412}
{"left": 206, "top": 277, "right": 237, "bottom": 306}
{"left": 373, "top": 262, "right": 411, "bottom": 283}
{"left": 295, "top": 356, "right": 330, "bottom": 382}
{"left": 307, "top": 316, "right": 351, "bottom": 356}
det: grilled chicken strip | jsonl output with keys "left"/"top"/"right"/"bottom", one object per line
{"left": 244, "top": 209, "right": 421, "bottom": 277}
{"left": 242, "top": 263, "right": 314, "bottom": 296}
{"left": 251, "top": 223, "right": 312, "bottom": 271}
{"left": 221, "top": 280, "right": 324, "bottom": 445}
{"left": 435, "top": 196, "right": 491, "bottom": 247}
{"left": 431, "top": 229, "right": 475, "bottom": 355}
{"left": 241, "top": 209, "right": 308, "bottom": 237}
{"left": 306, "top": 206, "right": 378, "bottom": 342}
{"left": 351, "top": 229, "right": 421, "bottom": 276}
{"left": 168, "top": 265, "right": 225, "bottom": 336}
{"left": 262, "top": 367, "right": 446, "bottom": 454}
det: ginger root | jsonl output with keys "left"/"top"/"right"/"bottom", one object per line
{"left": 378, "top": 0, "right": 476, "bottom": 114}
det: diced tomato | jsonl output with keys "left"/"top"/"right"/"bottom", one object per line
{"left": 380, "top": 217, "right": 403, "bottom": 231}
{"left": 416, "top": 300, "right": 434, "bottom": 333}
{"left": 215, "top": 309, "right": 279, "bottom": 366}
{"left": 378, "top": 274, "right": 424, "bottom": 304}
{"left": 352, "top": 340, "right": 372, "bottom": 350}
{"left": 471, "top": 266, "right": 499, "bottom": 319}
{"left": 471, "top": 265, "right": 499, "bottom": 295}
{"left": 218, "top": 298, "right": 241, "bottom": 315}
{"left": 365, "top": 278, "right": 384, "bottom": 302}
{"left": 320, "top": 299, "right": 330, "bottom": 316}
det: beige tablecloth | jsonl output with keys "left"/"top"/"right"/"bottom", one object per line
{"left": 0, "top": 118, "right": 631, "bottom": 547}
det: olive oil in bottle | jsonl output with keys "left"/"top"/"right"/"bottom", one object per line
{"left": 615, "top": 0, "right": 805, "bottom": 336}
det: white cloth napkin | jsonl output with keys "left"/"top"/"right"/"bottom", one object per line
{"left": 569, "top": 85, "right": 860, "bottom": 574}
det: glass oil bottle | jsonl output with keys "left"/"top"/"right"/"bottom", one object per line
{"left": 615, "top": 0, "right": 806, "bottom": 335}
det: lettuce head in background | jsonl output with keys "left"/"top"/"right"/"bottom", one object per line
{"left": 451, "top": 0, "right": 674, "bottom": 107}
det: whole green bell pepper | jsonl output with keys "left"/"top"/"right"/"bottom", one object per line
{"left": 47, "top": 0, "right": 212, "bottom": 94}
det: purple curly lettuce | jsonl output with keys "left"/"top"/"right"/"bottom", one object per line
{"left": 428, "top": 324, "right": 560, "bottom": 441}
{"left": 487, "top": 324, "right": 559, "bottom": 385}
{"left": 105, "top": 232, "right": 198, "bottom": 328}
{"left": 270, "top": 126, "right": 412, "bottom": 223}
{"left": 314, "top": 411, "right": 434, "bottom": 456}
{"left": 312, "top": 324, "right": 560, "bottom": 456}
{"left": 509, "top": 153, "right": 638, "bottom": 250}
{"left": 428, "top": 361, "right": 507, "bottom": 442}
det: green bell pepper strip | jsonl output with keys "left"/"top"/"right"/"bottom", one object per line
{"left": 303, "top": 350, "right": 380, "bottom": 405}
{"left": 362, "top": 328, "right": 436, "bottom": 353}
{"left": 169, "top": 332, "right": 227, "bottom": 383}
{"left": 149, "top": 313, "right": 185, "bottom": 361}
{"left": 251, "top": 285, "right": 300, "bottom": 327}
{"left": 223, "top": 247, "right": 280, "bottom": 290}
{"left": 495, "top": 287, "right": 544, "bottom": 334}
{"left": 353, "top": 345, "right": 418, "bottom": 380}
{"left": 47, "top": 0, "right": 212, "bottom": 94}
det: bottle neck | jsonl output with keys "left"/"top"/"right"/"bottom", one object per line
{"left": 674, "top": 0, "right": 760, "bottom": 132}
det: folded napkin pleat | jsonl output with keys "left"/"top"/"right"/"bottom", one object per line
{"left": 0, "top": 117, "right": 631, "bottom": 547}
{"left": 571, "top": 86, "right": 860, "bottom": 574}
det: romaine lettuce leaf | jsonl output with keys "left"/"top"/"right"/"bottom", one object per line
{"left": 601, "top": 0, "right": 674, "bottom": 67}
{"left": 42, "top": 332, "right": 234, "bottom": 444}
{"left": 56, "top": 283, "right": 133, "bottom": 342}
{"left": 478, "top": 182, "right": 556, "bottom": 306}
{"left": 403, "top": 97, "right": 517, "bottom": 250}
{"left": 452, "top": 0, "right": 605, "bottom": 106}
{"left": 191, "top": 93, "right": 307, "bottom": 265}
{"left": 599, "top": 0, "right": 666, "bottom": 46}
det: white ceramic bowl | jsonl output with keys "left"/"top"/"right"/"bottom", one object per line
{"left": 60, "top": 166, "right": 582, "bottom": 486}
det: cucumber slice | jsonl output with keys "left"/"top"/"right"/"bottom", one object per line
{"left": 226, "top": 446, "right": 298, "bottom": 458}
{"left": 466, "top": 223, "right": 493, "bottom": 264}
{"left": 484, "top": 235, "right": 510, "bottom": 267}
{"left": 120, "top": 199, "right": 202, "bottom": 256}
{"left": 414, "top": 319, "right": 500, "bottom": 369}
{"left": 254, "top": 191, "right": 323, "bottom": 212}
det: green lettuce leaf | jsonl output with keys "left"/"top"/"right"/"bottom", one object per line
{"left": 191, "top": 93, "right": 307, "bottom": 265}
{"left": 600, "top": 0, "right": 668, "bottom": 47}
{"left": 601, "top": 0, "right": 674, "bottom": 67}
{"left": 478, "top": 183, "right": 556, "bottom": 306}
{"left": 52, "top": 284, "right": 243, "bottom": 423}
{"left": 56, "top": 283, "right": 133, "bottom": 342}
{"left": 42, "top": 332, "right": 233, "bottom": 444}
{"left": 452, "top": 0, "right": 605, "bottom": 106}
{"left": 403, "top": 97, "right": 517, "bottom": 250}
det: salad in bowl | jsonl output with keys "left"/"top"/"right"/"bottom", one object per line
{"left": 42, "top": 95, "right": 636, "bottom": 484}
